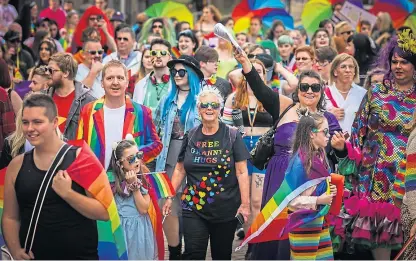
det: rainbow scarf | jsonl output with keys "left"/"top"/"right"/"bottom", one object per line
{"left": 237, "top": 151, "right": 331, "bottom": 250}
{"left": 66, "top": 140, "right": 127, "bottom": 259}
{"left": 76, "top": 97, "right": 162, "bottom": 164}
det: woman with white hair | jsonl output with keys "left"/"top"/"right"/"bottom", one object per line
{"left": 163, "top": 87, "right": 251, "bottom": 259}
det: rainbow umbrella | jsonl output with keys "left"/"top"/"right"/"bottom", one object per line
{"left": 370, "top": 0, "right": 414, "bottom": 28}
{"left": 144, "top": 0, "right": 194, "bottom": 28}
{"left": 301, "top": 0, "right": 333, "bottom": 33}
{"left": 232, "top": 0, "right": 293, "bottom": 33}
{"left": 404, "top": 12, "right": 416, "bottom": 32}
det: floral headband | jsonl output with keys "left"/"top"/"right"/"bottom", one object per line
{"left": 398, "top": 29, "right": 416, "bottom": 55}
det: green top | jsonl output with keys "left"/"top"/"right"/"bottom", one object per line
{"left": 143, "top": 81, "right": 169, "bottom": 112}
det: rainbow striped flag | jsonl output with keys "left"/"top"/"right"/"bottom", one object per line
{"left": 236, "top": 152, "right": 331, "bottom": 251}
{"left": 171, "top": 47, "right": 181, "bottom": 59}
{"left": 66, "top": 140, "right": 127, "bottom": 259}
{"left": 144, "top": 171, "right": 175, "bottom": 200}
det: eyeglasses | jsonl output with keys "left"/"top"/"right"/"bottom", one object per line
{"left": 299, "top": 83, "right": 322, "bottom": 93}
{"left": 171, "top": 68, "right": 187, "bottom": 77}
{"left": 88, "top": 49, "right": 104, "bottom": 55}
{"left": 199, "top": 102, "right": 220, "bottom": 109}
{"left": 313, "top": 128, "right": 330, "bottom": 137}
{"left": 41, "top": 23, "right": 49, "bottom": 28}
{"left": 339, "top": 64, "right": 355, "bottom": 70}
{"left": 340, "top": 30, "right": 353, "bottom": 35}
{"left": 40, "top": 47, "right": 50, "bottom": 51}
{"left": 151, "top": 50, "right": 169, "bottom": 57}
{"left": 296, "top": 57, "right": 310, "bottom": 61}
{"left": 207, "top": 60, "right": 219, "bottom": 64}
{"left": 117, "top": 37, "right": 129, "bottom": 42}
{"left": 122, "top": 152, "right": 144, "bottom": 165}
{"left": 89, "top": 16, "right": 102, "bottom": 21}
{"left": 47, "top": 67, "right": 61, "bottom": 74}
{"left": 152, "top": 24, "right": 163, "bottom": 29}
{"left": 316, "top": 61, "right": 329, "bottom": 67}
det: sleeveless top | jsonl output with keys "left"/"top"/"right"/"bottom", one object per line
{"left": 15, "top": 147, "right": 98, "bottom": 259}
{"left": 241, "top": 108, "right": 274, "bottom": 127}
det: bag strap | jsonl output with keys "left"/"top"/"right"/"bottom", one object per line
{"left": 23, "top": 143, "right": 73, "bottom": 253}
{"left": 273, "top": 103, "right": 296, "bottom": 130}
{"left": 324, "top": 87, "right": 339, "bottom": 108}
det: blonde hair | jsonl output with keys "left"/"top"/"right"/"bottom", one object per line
{"left": 329, "top": 53, "right": 360, "bottom": 84}
{"left": 30, "top": 65, "right": 52, "bottom": 81}
{"left": 335, "top": 21, "right": 350, "bottom": 36}
{"left": 102, "top": 60, "right": 128, "bottom": 80}
{"left": 233, "top": 59, "right": 266, "bottom": 112}
{"left": 49, "top": 53, "right": 78, "bottom": 80}
{"left": 377, "top": 12, "right": 393, "bottom": 32}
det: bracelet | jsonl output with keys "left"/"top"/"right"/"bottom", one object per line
{"left": 166, "top": 196, "right": 174, "bottom": 201}
{"left": 127, "top": 180, "right": 141, "bottom": 192}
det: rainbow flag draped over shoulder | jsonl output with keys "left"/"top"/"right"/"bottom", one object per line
{"left": 145, "top": 171, "right": 175, "bottom": 199}
{"left": 237, "top": 151, "right": 331, "bottom": 251}
{"left": 146, "top": 183, "right": 165, "bottom": 260}
{"left": 66, "top": 140, "right": 127, "bottom": 260}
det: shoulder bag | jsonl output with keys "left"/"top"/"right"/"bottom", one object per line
{"left": 250, "top": 103, "right": 296, "bottom": 170}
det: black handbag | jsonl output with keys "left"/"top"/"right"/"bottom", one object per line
{"left": 250, "top": 103, "right": 296, "bottom": 170}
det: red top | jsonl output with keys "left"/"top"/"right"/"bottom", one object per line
{"left": 39, "top": 7, "right": 67, "bottom": 29}
{"left": 53, "top": 90, "right": 75, "bottom": 133}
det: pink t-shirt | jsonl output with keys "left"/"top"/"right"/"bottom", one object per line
{"left": 39, "top": 7, "right": 66, "bottom": 29}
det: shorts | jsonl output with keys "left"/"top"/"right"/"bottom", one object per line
{"left": 243, "top": 135, "right": 266, "bottom": 175}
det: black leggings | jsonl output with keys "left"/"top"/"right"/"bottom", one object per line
{"left": 182, "top": 210, "right": 238, "bottom": 260}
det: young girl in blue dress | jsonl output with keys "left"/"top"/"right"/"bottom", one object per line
{"left": 111, "top": 137, "right": 157, "bottom": 260}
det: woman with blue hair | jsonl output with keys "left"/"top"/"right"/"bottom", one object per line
{"left": 154, "top": 55, "right": 204, "bottom": 259}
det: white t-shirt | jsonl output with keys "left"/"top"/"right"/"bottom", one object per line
{"left": 104, "top": 105, "right": 125, "bottom": 170}
{"left": 75, "top": 63, "right": 105, "bottom": 99}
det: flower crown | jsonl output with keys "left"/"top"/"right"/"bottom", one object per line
{"left": 398, "top": 29, "right": 416, "bottom": 55}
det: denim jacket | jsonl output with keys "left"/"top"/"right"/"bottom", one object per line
{"left": 154, "top": 93, "right": 200, "bottom": 172}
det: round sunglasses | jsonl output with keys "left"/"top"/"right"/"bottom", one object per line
{"left": 171, "top": 68, "right": 187, "bottom": 77}
{"left": 151, "top": 50, "right": 169, "bottom": 57}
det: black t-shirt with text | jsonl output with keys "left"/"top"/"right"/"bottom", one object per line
{"left": 178, "top": 122, "right": 250, "bottom": 222}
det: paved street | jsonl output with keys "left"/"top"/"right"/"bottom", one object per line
{"left": 163, "top": 235, "right": 249, "bottom": 260}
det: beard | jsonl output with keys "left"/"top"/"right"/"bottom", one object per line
{"left": 50, "top": 76, "right": 64, "bottom": 89}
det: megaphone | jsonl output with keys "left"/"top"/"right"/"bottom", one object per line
{"left": 214, "top": 23, "right": 243, "bottom": 53}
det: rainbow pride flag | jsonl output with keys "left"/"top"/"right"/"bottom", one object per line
{"left": 236, "top": 152, "right": 331, "bottom": 251}
{"left": 66, "top": 140, "right": 127, "bottom": 259}
{"left": 171, "top": 47, "right": 181, "bottom": 59}
{"left": 144, "top": 171, "right": 175, "bottom": 200}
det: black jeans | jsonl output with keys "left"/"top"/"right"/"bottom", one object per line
{"left": 182, "top": 210, "right": 238, "bottom": 260}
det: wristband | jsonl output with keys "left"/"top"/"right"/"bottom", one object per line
{"left": 166, "top": 196, "right": 174, "bottom": 200}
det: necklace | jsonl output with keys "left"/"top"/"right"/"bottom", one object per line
{"left": 247, "top": 103, "right": 258, "bottom": 146}
{"left": 154, "top": 82, "right": 168, "bottom": 101}
{"left": 392, "top": 83, "right": 416, "bottom": 101}
{"left": 338, "top": 88, "right": 351, "bottom": 94}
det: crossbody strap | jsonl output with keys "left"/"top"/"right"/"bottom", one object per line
{"left": 23, "top": 143, "right": 73, "bottom": 253}
{"left": 273, "top": 103, "right": 296, "bottom": 130}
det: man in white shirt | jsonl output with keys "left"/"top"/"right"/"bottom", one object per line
{"left": 103, "top": 26, "right": 142, "bottom": 81}
{"left": 75, "top": 39, "right": 105, "bottom": 98}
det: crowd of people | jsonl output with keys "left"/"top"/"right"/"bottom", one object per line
{"left": 0, "top": 0, "right": 415, "bottom": 260}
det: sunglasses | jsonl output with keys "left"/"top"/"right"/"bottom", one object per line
{"left": 296, "top": 57, "right": 310, "bottom": 61}
{"left": 122, "top": 152, "right": 144, "bottom": 165}
{"left": 8, "top": 39, "right": 20, "bottom": 43}
{"left": 151, "top": 50, "right": 169, "bottom": 57}
{"left": 89, "top": 16, "right": 102, "bottom": 21}
{"left": 152, "top": 25, "right": 163, "bottom": 29}
{"left": 313, "top": 128, "right": 330, "bottom": 137}
{"left": 299, "top": 83, "right": 322, "bottom": 93}
{"left": 171, "top": 68, "right": 187, "bottom": 77}
{"left": 341, "top": 30, "right": 353, "bottom": 35}
{"left": 40, "top": 47, "right": 50, "bottom": 51}
{"left": 88, "top": 49, "right": 104, "bottom": 55}
{"left": 117, "top": 37, "right": 129, "bottom": 42}
{"left": 199, "top": 102, "right": 220, "bottom": 109}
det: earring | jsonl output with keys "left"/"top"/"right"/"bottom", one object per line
{"left": 413, "top": 73, "right": 416, "bottom": 80}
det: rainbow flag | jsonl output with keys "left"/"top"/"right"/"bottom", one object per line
{"left": 66, "top": 140, "right": 127, "bottom": 259}
{"left": 144, "top": 171, "right": 175, "bottom": 200}
{"left": 171, "top": 47, "right": 181, "bottom": 59}
{"left": 237, "top": 152, "right": 331, "bottom": 251}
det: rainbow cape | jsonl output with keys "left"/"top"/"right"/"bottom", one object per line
{"left": 145, "top": 171, "right": 175, "bottom": 199}
{"left": 66, "top": 140, "right": 128, "bottom": 259}
{"left": 237, "top": 151, "right": 331, "bottom": 250}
